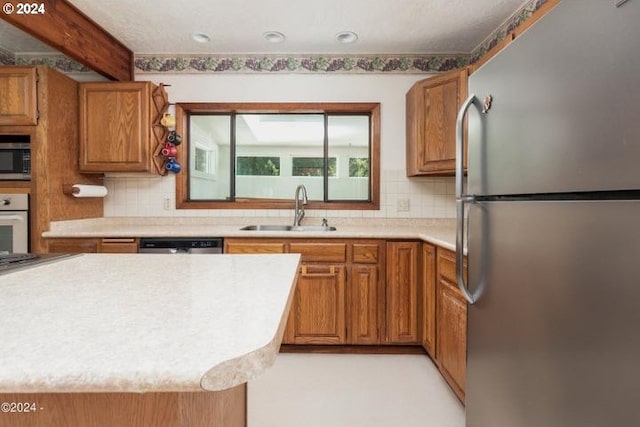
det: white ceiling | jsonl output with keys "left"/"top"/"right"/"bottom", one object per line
{"left": 62, "top": 0, "right": 529, "bottom": 55}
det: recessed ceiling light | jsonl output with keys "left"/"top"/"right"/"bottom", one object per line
{"left": 336, "top": 31, "right": 358, "bottom": 44}
{"left": 263, "top": 31, "right": 286, "bottom": 43}
{"left": 191, "top": 32, "right": 211, "bottom": 43}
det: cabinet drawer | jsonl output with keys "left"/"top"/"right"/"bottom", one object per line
{"left": 288, "top": 243, "right": 346, "bottom": 262}
{"left": 352, "top": 243, "right": 380, "bottom": 264}
{"left": 225, "top": 242, "right": 285, "bottom": 254}
{"left": 100, "top": 238, "right": 139, "bottom": 253}
{"left": 438, "top": 249, "right": 457, "bottom": 283}
{"left": 438, "top": 248, "right": 468, "bottom": 291}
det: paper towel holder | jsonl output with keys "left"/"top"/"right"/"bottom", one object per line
{"left": 62, "top": 184, "right": 108, "bottom": 198}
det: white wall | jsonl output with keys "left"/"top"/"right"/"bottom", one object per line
{"left": 103, "top": 73, "right": 456, "bottom": 219}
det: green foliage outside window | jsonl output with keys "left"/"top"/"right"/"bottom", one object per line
{"left": 292, "top": 157, "right": 336, "bottom": 176}
{"left": 349, "top": 157, "right": 369, "bottom": 177}
{"left": 237, "top": 156, "right": 280, "bottom": 176}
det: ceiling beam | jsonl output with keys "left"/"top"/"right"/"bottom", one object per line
{"left": 1, "top": 0, "right": 133, "bottom": 81}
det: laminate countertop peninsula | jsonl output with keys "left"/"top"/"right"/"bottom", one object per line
{"left": 0, "top": 253, "right": 300, "bottom": 427}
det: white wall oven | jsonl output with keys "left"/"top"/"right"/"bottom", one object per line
{"left": 0, "top": 193, "right": 29, "bottom": 254}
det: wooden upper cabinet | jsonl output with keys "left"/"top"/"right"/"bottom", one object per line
{"left": 79, "top": 81, "right": 168, "bottom": 174}
{"left": 406, "top": 68, "right": 468, "bottom": 176}
{"left": 0, "top": 67, "right": 38, "bottom": 125}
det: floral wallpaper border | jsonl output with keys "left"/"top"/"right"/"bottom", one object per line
{"left": 470, "top": 0, "right": 550, "bottom": 63}
{"left": 13, "top": 54, "right": 93, "bottom": 73}
{"left": 134, "top": 55, "right": 470, "bottom": 74}
{"left": 0, "top": 48, "right": 15, "bottom": 66}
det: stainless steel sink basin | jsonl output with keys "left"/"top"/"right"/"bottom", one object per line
{"left": 291, "top": 225, "right": 337, "bottom": 232}
{"left": 240, "top": 224, "right": 336, "bottom": 232}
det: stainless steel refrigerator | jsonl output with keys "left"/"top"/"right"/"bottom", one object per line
{"left": 455, "top": 0, "right": 640, "bottom": 426}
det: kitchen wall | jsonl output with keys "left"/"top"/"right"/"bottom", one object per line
{"left": 103, "top": 73, "right": 456, "bottom": 219}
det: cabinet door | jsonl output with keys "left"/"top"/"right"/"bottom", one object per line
{"left": 422, "top": 243, "right": 437, "bottom": 356}
{"left": 288, "top": 264, "right": 346, "bottom": 345}
{"left": 79, "top": 82, "right": 153, "bottom": 173}
{"left": 436, "top": 248, "right": 467, "bottom": 402}
{"left": 0, "top": 67, "right": 38, "bottom": 126}
{"left": 348, "top": 264, "right": 381, "bottom": 344}
{"left": 386, "top": 241, "right": 420, "bottom": 344}
{"left": 436, "top": 278, "right": 467, "bottom": 401}
{"left": 406, "top": 68, "right": 468, "bottom": 175}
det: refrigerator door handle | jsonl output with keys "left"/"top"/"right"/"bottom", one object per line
{"left": 456, "top": 94, "right": 483, "bottom": 304}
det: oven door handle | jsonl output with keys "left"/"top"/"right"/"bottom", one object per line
{"left": 0, "top": 214, "right": 25, "bottom": 222}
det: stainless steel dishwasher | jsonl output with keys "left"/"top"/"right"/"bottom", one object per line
{"left": 138, "top": 238, "right": 224, "bottom": 254}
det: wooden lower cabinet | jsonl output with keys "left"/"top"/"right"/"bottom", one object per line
{"left": 47, "top": 238, "right": 139, "bottom": 253}
{"left": 224, "top": 238, "right": 384, "bottom": 346}
{"left": 386, "top": 241, "right": 420, "bottom": 344}
{"left": 348, "top": 263, "right": 381, "bottom": 344}
{"left": 287, "top": 263, "right": 346, "bottom": 344}
{"left": 421, "top": 243, "right": 437, "bottom": 357}
{"left": 436, "top": 248, "right": 467, "bottom": 402}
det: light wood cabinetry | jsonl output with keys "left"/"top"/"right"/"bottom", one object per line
{"left": 99, "top": 238, "right": 139, "bottom": 253}
{"left": 421, "top": 243, "right": 437, "bottom": 357}
{"left": 79, "top": 81, "right": 168, "bottom": 174}
{"left": 223, "top": 238, "right": 385, "bottom": 346}
{"left": 386, "top": 241, "right": 420, "bottom": 344}
{"left": 0, "top": 67, "right": 38, "bottom": 126}
{"left": 290, "top": 263, "right": 346, "bottom": 344}
{"left": 348, "top": 242, "right": 384, "bottom": 344}
{"left": 406, "top": 68, "right": 468, "bottom": 176}
{"left": 281, "top": 241, "right": 349, "bottom": 345}
{"left": 0, "top": 66, "right": 103, "bottom": 253}
{"left": 436, "top": 247, "right": 467, "bottom": 402}
{"left": 47, "top": 238, "right": 139, "bottom": 253}
{"left": 225, "top": 241, "right": 285, "bottom": 254}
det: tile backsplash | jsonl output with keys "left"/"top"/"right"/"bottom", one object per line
{"left": 103, "top": 170, "right": 455, "bottom": 219}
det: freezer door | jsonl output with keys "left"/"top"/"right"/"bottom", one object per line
{"left": 467, "top": 0, "right": 640, "bottom": 196}
{"left": 466, "top": 200, "right": 640, "bottom": 427}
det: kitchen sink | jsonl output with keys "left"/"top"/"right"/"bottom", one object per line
{"left": 240, "top": 224, "right": 337, "bottom": 232}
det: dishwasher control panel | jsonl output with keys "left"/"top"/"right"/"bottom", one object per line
{"left": 139, "top": 238, "right": 224, "bottom": 254}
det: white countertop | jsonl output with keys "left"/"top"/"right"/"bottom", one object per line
{"left": 43, "top": 217, "right": 458, "bottom": 252}
{"left": 0, "top": 253, "right": 300, "bottom": 393}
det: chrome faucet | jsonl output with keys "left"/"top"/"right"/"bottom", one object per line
{"left": 293, "top": 184, "right": 308, "bottom": 227}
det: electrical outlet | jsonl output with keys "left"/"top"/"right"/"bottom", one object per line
{"left": 163, "top": 197, "right": 172, "bottom": 211}
{"left": 397, "top": 198, "right": 410, "bottom": 212}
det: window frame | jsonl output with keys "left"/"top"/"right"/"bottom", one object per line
{"left": 175, "top": 103, "right": 380, "bottom": 210}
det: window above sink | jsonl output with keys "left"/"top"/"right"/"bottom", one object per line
{"left": 175, "top": 103, "right": 380, "bottom": 211}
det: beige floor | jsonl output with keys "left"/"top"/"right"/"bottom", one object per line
{"left": 248, "top": 353, "right": 465, "bottom": 427}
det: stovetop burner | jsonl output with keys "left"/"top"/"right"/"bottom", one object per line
{"left": 0, "top": 253, "right": 39, "bottom": 265}
{"left": 0, "top": 253, "right": 77, "bottom": 275}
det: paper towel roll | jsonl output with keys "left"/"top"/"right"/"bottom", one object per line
{"left": 71, "top": 184, "right": 108, "bottom": 198}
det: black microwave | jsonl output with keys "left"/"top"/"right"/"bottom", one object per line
{"left": 0, "top": 135, "right": 31, "bottom": 180}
